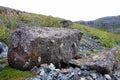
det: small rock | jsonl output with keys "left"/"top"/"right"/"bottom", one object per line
{"left": 96, "top": 74, "right": 104, "bottom": 80}
{"left": 0, "top": 42, "right": 8, "bottom": 58}
{"left": 80, "top": 77, "right": 86, "bottom": 80}
{"left": 61, "top": 69, "right": 69, "bottom": 74}
{"left": 68, "top": 72, "right": 75, "bottom": 78}
{"left": 104, "top": 74, "right": 111, "bottom": 80}
{"left": 81, "top": 70, "right": 89, "bottom": 76}
{"left": 30, "top": 66, "right": 39, "bottom": 74}
{"left": 39, "top": 68, "right": 45, "bottom": 76}
{"left": 58, "top": 75, "right": 68, "bottom": 80}
{"left": 48, "top": 63, "right": 55, "bottom": 70}
{"left": 68, "top": 67, "right": 74, "bottom": 72}
{"left": 81, "top": 66, "right": 88, "bottom": 70}
{"left": 78, "top": 71, "right": 82, "bottom": 76}
{"left": 90, "top": 72, "right": 97, "bottom": 79}
{"left": 86, "top": 76, "right": 93, "bottom": 80}
{"left": 41, "top": 64, "right": 47, "bottom": 68}
{"left": 92, "top": 55, "right": 99, "bottom": 61}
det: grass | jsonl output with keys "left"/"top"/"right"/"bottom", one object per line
{"left": 0, "top": 65, "right": 34, "bottom": 80}
{"left": 71, "top": 23, "right": 120, "bottom": 48}
{"left": 0, "top": 59, "right": 35, "bottom": 80}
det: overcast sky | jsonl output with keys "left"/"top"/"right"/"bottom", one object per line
{"left": 0, "top": 0, "right": 120, "bottom": 21}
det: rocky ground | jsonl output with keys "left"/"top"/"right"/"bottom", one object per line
{"left": 0, "top": 34, "right": 120, "bottom": 80}
{"left": 29, "top": 63, "right": 120, "bottom": 80}
{"left": 79, "top": 36, "right": 104, "bottom": 53}
{"left": 27, "top": 47, "right": 120, "bottom": 80}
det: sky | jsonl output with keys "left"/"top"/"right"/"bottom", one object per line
{"left": 0, "top": 0, "right": 120, "bottom": 21}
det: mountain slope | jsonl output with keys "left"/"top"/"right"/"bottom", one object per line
{"left": 0, "top": 6, "right": 120, "bottom": 48}
{"left": 75, "top": 16, "right": 120, "bottom": 34}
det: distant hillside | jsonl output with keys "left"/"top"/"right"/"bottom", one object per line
{"left": 0, "top": 6, "right": 120, "bottom": 48}
{"left": 75, "top": 16, "right": 120, "bottom": 34}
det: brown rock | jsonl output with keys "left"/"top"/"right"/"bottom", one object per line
{"left": 69, "top": 48, "right": 119, "bottom": 75}
{"left": 8, "top": 27, "right": 83, "bottom": 70}
{"left": 61, "top": 69, "right": 69, "bottom": 74}
{"left": 60, "top": 20, "right": 72, "bottom": 28}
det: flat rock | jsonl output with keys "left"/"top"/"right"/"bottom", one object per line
{"left": 8, "top": 27, "right": 83, "bottom": 70}
{"left": 69, "top": 48, "right": 119, "bottom": 75}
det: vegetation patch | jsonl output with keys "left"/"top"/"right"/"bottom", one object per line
{"left": 0, "top": 65, "right": 34, "bottom": 80}
{"left": 71, "top": 23, "right": 120, "bottom": 48}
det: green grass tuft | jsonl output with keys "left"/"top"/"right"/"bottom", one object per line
{"left": 0, "top": 65, "right": 34, "bottom": 80}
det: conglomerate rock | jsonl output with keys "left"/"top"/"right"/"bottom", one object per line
{"left": 8, "top": 27, "right": 83, "bottom": 70}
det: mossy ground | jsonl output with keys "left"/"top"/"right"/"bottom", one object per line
{"left": 0, "top": 59, "right": 35, "bottom": 80}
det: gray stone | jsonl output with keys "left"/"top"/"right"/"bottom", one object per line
{"left": 30, "top": 66, "right": 39, "bottom": 74}
{"left": 80, "top": 77, "right": 86, "bottom": 80}
{"left": 8, "top": 27, "right": 83, "bottom": 70}
{"left": 86, "top": 76, "right": 93, "bottom": 80}
{"left": 69, "top": 48, "right": 119, "bottom": 75}
{"left": 39, "top": 68, "right": 45, "bottom": 76}
{"left": 0, "top": 42, "right": 8, "bottom": 58}
{"left": 90, "top": 73, "right": 97, "bottom": 79}
{"left": 104, "top": 74, "right": 111, "bottom": 80}
{"left": 48, "top": 63, "right": 55, "bottom": 70}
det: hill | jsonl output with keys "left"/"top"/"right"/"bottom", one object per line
{"left": 0, "top": 6, "right": 63, "bottom": 44}
{"left": 0, "top": 6, "right": 120, "bottom": 80}
{"left": 0, "top": 6, "right": 120, "bottom": 48}
{"left": 75, "top": 16, "right": 120, "bottom": 34}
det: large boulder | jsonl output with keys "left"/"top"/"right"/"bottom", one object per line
{"left": 60, "top": 20, "right": 72, "bottom": 28}
{"left": 69, "top": 48, "right": 119, "bottom": 75}
{"left": 8, "top": 27, "right": 83, "bottom": 70}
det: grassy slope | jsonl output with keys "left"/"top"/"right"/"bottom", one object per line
{"left": 0, "top": 6, "right": 120, "bottom": 80}
{"left": 71, "top": 23, "right": 120, "bottom": 48}
{"left": 76, "top": 16, "right": 120, "bottom": 34}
